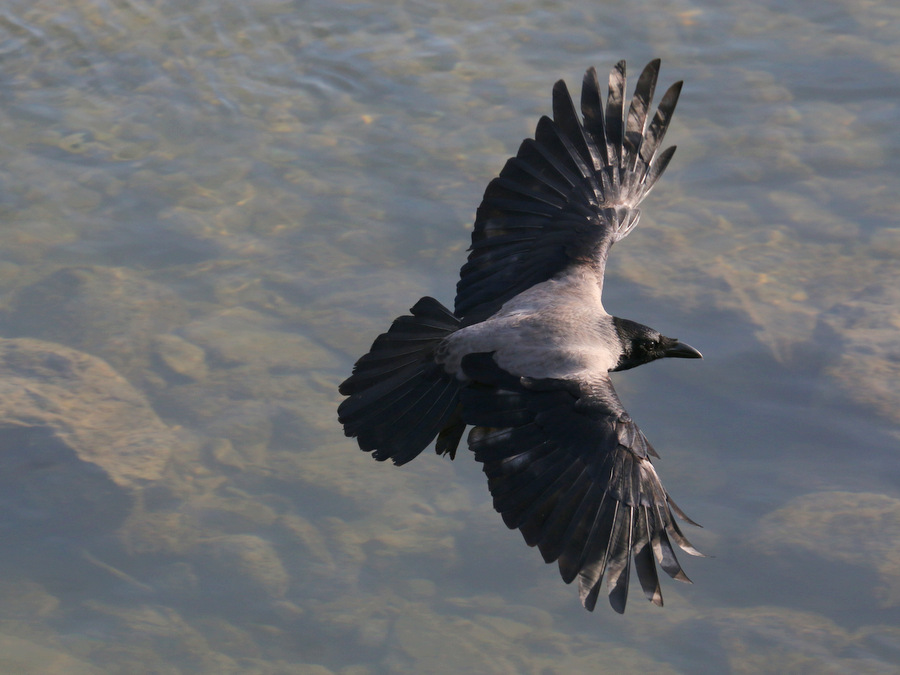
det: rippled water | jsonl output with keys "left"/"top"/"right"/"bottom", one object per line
{"left": 0, "top": 0, "right": 898, "bottom": 672}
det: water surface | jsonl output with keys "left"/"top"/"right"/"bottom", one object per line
{"left": 0, "top": 0, "right": 898, "bottom": 673}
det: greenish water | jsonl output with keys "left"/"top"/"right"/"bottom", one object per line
{"left": 0, "top": 0, "right": 898, "bottom": 672}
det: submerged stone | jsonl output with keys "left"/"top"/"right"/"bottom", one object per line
{"left": 756, "top": 491, "right": 900, "bottom": 606}
{"left": 192, "top": 534, "right": 291, "bottom": 601}
{"left": 0, "top": 633, "right": 101, "bottom": 675}
{"left": 2, "top": 266, "right": 189, "bottom": 387}
{"left": 709, "top": 605, "right": 898, "bottom": 674}
{"left": 0, "top": 338, "right": 178, "bottom": 534}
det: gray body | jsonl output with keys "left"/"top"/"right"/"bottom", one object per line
{"left": 438, "top": 269, "right": 618, "bottom": 380}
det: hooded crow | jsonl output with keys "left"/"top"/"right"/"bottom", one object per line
{"left": 338, "top": 59, "right": 703, "bottom": 614}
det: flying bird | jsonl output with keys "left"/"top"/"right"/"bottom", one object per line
{"left": 338, "top": 59, "right": 703, "bottom": 614}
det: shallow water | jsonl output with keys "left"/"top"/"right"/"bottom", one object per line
{"left": 0, "top": 0, "right": 898, "bottom": 672}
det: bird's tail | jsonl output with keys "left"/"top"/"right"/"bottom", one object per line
{"left": 338, "top": 296, "right": 465, "bottom": 465}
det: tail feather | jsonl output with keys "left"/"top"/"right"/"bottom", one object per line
{"left": 338, "top": 297, "right": 464, "bottom": 465}
{"left": 435, "top": 407, "right": 465, "bottom": 460}
{"left": 382, "top": 376, "right": 460, "bottom": 464}
{"left": 338, "top": 352, "right": 425, "bottom": 392}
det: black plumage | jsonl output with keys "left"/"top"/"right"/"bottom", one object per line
{"left": 455, "top": 59, "right": 681, "bottom": 324}
{"left": 338, "top": 60, "right": 704, "bottom": 613}
{"left": 338, "top": 297, "right": 463, "bottom": 464}
{"left": 461, "top": 353, "right": 700, "bottom": 611}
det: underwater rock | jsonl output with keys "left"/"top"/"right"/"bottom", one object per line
{"left": 709, "top": 605, "right": 900, "bottom": 674}
{"left": 385, "top": 600, "right": 682, "bottom": 675}
{"left": 817, "top": 283, "right": 900, "bottom": 426}
{"left": 277, "top": 514, "right": 336, "bottom": 579}
{"left": 0, "top": 580, "right": 59, "bottom": 619}
{"left": 192, "top": 534, "right": 291, "bottom": 601}
{"left": 182, "top": 307, "right": 337, "bottom": 372}
{"left": 0, "top": 633, "right": 102, "bottom": 675}
{"left": 755, "top": 491, "right": 900, "bottom": 607}
{"left": 80, "top": 602, "right": 242, "bottom": 673}
{"left": 153, "top": 333, "right": 209, "bottom": 382}
{"left": 152, "top": 306, "right": 341, "bottom": 457}
{"left": 2, "top": 266, "right": 189, "bottom": 386}
{"left": 0, "top": 338, "right": 178, "bottom": 533}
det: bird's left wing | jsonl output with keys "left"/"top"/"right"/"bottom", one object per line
{"left": 459, "top": 352, "right": 701, "bottom": 613}
{"left": 455, "top": 60, "right": 682, "bottom": 324}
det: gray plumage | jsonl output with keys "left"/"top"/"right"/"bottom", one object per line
{"left": 338, "top": 59, "right": 704, "bottom": 614}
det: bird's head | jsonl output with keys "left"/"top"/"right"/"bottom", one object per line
{"left": 611, "top": 317, "right": 702, "bottom": 372}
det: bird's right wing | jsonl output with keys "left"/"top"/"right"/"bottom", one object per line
{"left": 459, "top": 353, "right": 701, "bottom": 613}
{"left": 455, "top": 60, "right": 682, "bottom": 324}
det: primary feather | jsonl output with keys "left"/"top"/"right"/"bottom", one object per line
{"left": 455, "top": 59, "right": 682, "bottom": 324}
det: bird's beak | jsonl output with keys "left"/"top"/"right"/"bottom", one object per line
{"left": 664, "top": 340, "right": 703, "bottom": 359}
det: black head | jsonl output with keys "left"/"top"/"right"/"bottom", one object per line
{"left": 611, "top": 317, "right": 702, "bottom": 372}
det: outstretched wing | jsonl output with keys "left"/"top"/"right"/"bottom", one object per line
{"left": 455, "top": 60, "right": 682, "bottom": 324}
{"left": 459, "top": 353, "right": 701, "bottom": 613}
